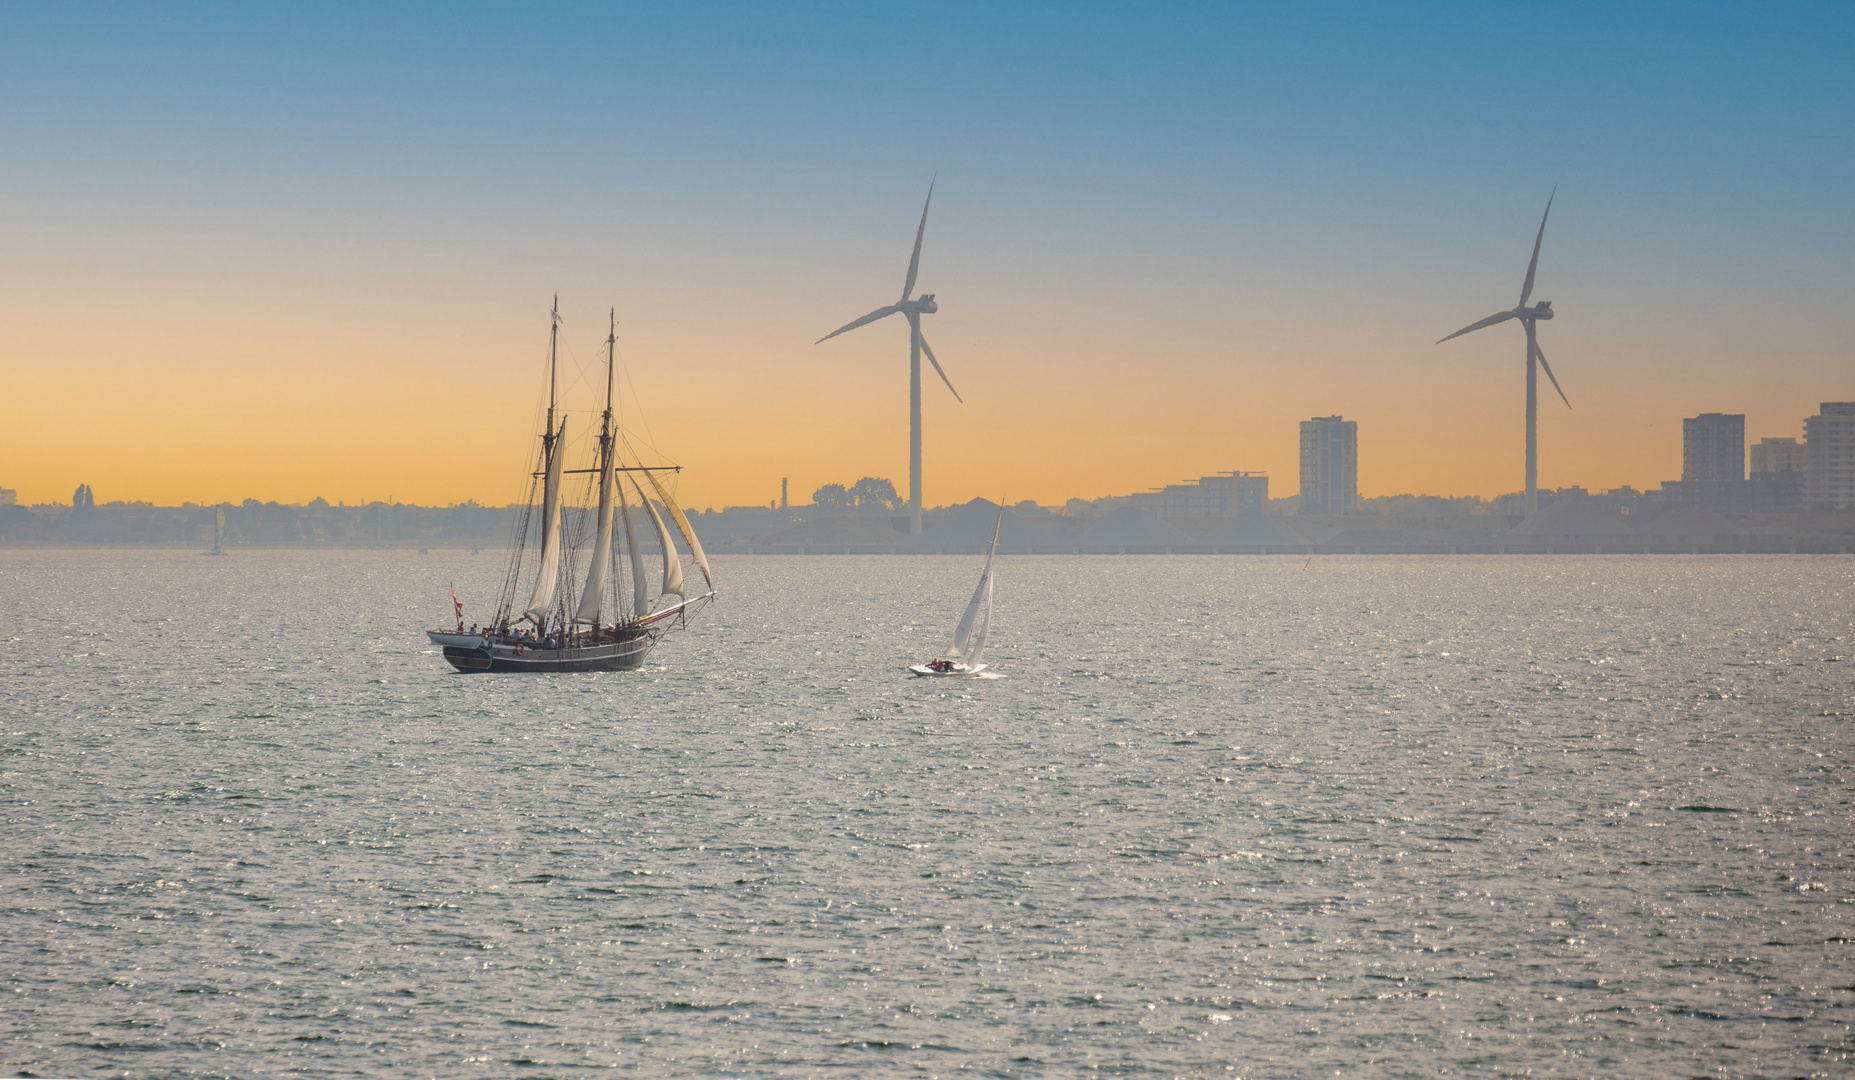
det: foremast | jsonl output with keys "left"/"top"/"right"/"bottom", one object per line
{"left": 521, "top": 296, "right": 567, "bottom": 628}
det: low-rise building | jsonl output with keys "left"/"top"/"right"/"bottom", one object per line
{"left": 1653, "top": 474, "right": 1804, "bottom": 513}
{"left": 1750, "top": 437, "right": 1805, "bottom": 475}
{"left": 1137, "top": 471, "right": 1268, "bottom": 517}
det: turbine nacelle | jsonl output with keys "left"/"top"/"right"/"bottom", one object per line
{"left": 1524, "top": 300, "right": 1553, "bottom": 321}
{"left": 901, "top": 294, "right": 938, "bottom": 314}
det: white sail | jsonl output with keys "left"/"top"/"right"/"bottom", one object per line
{"left": 572, "top": 434, "right": 616, "bottom": 625}
{"left": 947, "top": 568, "right": 987, "bottom": 657}
{"left": 633, "top": 477, "right": 684, "bottom": 599}
{"left": 523, "top": 418, "right": 568, "bottom": 626}
{"left": 617, "top": 474, "right": 650, "bottom": 618}
{"left": 945, "top": 507, "right": 1003, "bottom": 661}
{"left": 964, "top": 568, "right": 994, "bottom": 666}
{"left": 643, "top": 469, "right": 714, "bottom": 590}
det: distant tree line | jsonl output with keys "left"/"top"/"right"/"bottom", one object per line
{"left": 0, "top": 499, "right": 513, "bottom": 545}
{"left": 809, "top": 477, "right": 901, "bottom": 513}
{"left": 0, "top": 482, "right": 1572, "bottom": 548}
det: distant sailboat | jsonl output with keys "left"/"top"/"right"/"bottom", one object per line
{"left": 910, "top": 506, "right": 1002, "bottom": 677}
{"left": 204, "top": 507, "right": 226, "bottom": 556}
{"left": 426, "top": 300, "right": 715, "bottom": 673}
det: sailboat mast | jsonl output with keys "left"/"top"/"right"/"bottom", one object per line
{"left": 572, "top": 309, "right": 623, "bottom": 632}
{"left": 596, "top": 309, "right": 617, "bottom": 614}
{"left": 540, "top": 295, "right": 560, "bottom": 562}
{"left": 547, "top": 294, "right": 560, "bottom": 440}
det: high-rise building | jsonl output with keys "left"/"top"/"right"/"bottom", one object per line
{"left": 1298, "top": 416, "right": 1358, "bottom": 516}
{"left": 1682, "top": 413, "right": 1745, "bottom": 482}
{"left": 1804, "top": 402, "right": 1855, "bottom": 511}
{"left": 0, "top": 487, "right": 15, "bottom": 507}
{"left": 1750, "top": 437, "right": 1806, "bottom": 475}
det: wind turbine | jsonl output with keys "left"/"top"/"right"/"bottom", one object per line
{"left": 1437, "top": 188, "right": 1571, "bottom": 514}
{"left": 816, "top": 180, "right": 960, "bottom": 536}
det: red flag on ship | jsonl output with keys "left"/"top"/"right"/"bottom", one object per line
{"left": 451, "top": 584, "right": 463, "bottom": 619}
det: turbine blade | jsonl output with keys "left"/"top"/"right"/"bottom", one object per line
{"left": 901, "top": 177, "right": 935, "bottom": 302}
{"left": 1534, "top": 338, "right": 1572, "bottom": 409}
{"left": 1518, "top": 186, "right": 1555, "bottom": 308}
{"left": 917, "top": 328, "right": 962, "bottom": 403}
{"left": 1436, "top": 309, "right": 1516, "bottom": 344}
{"left": 816, "top": 305, "right": 901, "bottom": 344}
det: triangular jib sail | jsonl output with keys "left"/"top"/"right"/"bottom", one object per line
{"left": 643, "top": 468, "right": 713, "bottom": 591}
{"left": 634, "top": 477, "right": 684, "bottom": 599}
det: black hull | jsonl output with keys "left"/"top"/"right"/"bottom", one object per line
{"left": 441, "top": 632, "right": 653, "bottom": 673}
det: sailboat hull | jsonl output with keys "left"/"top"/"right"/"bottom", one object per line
{"left": 431, "top": 631, "right": 654, "bottom": 673}
{"left": 908, "top": 663, "right": 988, "bottom": 677}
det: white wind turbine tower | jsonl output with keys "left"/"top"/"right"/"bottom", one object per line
{"left": 816, "top": 180, "right": 961, "bottom": 536}
{"left": 1437, "top": 188, "right": 1571, "bottom": 514}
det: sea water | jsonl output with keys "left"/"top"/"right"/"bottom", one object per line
{"left": 2, "top": 551, "right": 1851, "bottom": 1078}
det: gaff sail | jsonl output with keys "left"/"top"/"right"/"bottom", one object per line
{"left": 572, "top": 428, "right": 616, "bottom": 626}
{"left": 522, "top": 418, "right": 568, "bottom": 625}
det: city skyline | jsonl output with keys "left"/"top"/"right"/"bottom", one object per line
{"left": 7, "top": 392, "right": 1844, "bottom": 514}
{"left": 2, "top": 5, "right": 1851, "bottom": 509}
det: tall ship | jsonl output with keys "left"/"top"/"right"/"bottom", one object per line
{"left": 427, "top": 300, "right": 715, "bottom": 672}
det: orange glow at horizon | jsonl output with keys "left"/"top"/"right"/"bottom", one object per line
{"left": 2, "top": 266, "right": 1841, "bottom": 513}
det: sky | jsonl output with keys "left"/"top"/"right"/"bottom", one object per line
{"left": 2, "top": 2, "right": 1851, "bottom": 510}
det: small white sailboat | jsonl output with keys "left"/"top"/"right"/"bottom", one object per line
{"left": 910, "top": 506, "right": 1002, "bottom": 678}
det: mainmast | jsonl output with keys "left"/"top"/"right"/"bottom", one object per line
{"left": 542, "top": 295, "right": 560, "bottom": 551}
{"left": 573, "top": 310, "right": 621, "bottom": 629}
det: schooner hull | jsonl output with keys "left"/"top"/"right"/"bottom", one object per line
{"left": 432, "top": 631, "right": 654, "bottom": 673}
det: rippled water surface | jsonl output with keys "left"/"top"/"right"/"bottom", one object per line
{"left": 3, "top": 551, "right": 1852, "bottom": 1078}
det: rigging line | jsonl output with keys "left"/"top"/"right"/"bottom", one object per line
{"left": 554, "top": 333, "right": 603, "bottom": 413}
{"left": 523, "top": 314, "right": 562, "bottom": 443}
{"left": 612, "top": 337, "right": 668, "bottom": 467}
